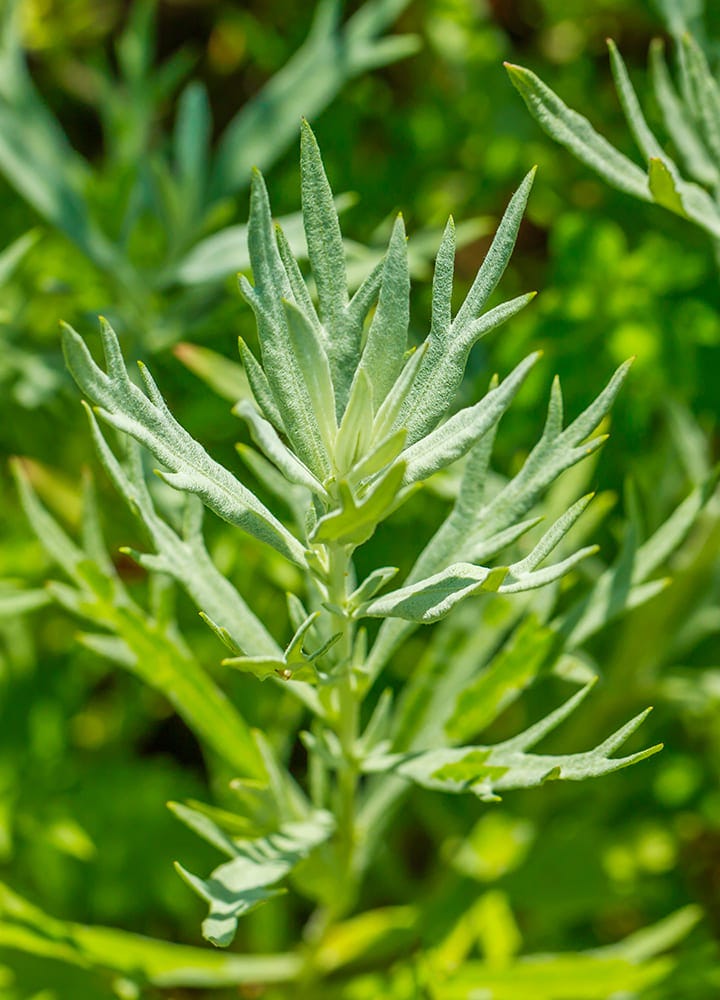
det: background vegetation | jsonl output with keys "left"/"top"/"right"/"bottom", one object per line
{"left": 2, "top": 0, "right": 720, "bottom": 997}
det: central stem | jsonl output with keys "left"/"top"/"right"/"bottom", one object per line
{"left": 300, "top": 544, "right": 361, "bottom": 986}
{"left": 326, "top": 542, "right": 359, "bottom": 911}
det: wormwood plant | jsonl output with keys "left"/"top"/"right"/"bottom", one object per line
{"left": 9, "top": 124, "right": 684, "bottom": 994}
{"left": 506, "top": 21, "right": 720, "bottom": 250}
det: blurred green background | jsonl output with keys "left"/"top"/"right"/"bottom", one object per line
{"left": 2, "top": 0, "right": 720, "bottom": 997}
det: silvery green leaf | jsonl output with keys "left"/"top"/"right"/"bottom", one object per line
{"left": 371, "top": 343, "right": 428, "bottom": 443}
{"left": 505, "top": 62, "right": 652, "bottom": 200}
{"left": 283, "top": 298, "right": 337, "bottom": 452}
{"left": 234, "top": 399, "right": 327, "bottom": 497}
{"left": 300, "top": 119, "right": 348, "bottom": 338}
{"left": 398, "top": 169, "right": 537, "bottom": 445}
{"left": 237, "top": 336, "right": 285, "bottom": 431}
{"left": 364, "top": 686, "right": 661, "bottom": 800}
{"left": 275, "top": 221, "right": 322, "bottom": 331}
{"left": 175, "top": 811, "right": 335, "bottom": 947}
{"left": 608, "top": 39, "right": 667, "bottom": 163}
{"left": 466, "top": 516, "right": 543, "bottom": 564}
{"left": 400, "top": 293, "right": 537, "bottom": 450}
{"left": 349, "top": 428, "right": 406, "bottom": 486}
{"left": 244, "top": 172, "right": 335, "bottom": 475}
{"left": 506, "top": 494, "right": 594, "bottom": 576}
{"left": 430, "top": 216, "right": 455, "bottom": 339}
{"left": 361, "top": 563, "right": 508, "bottom": 623}
{"left": 451, "top": 169, "right": 536, "bottom": 341}
{"left": 401, "top": 352, "right": 540, "bottom": 485}
{"left": 298, "top": 121, "right": 389, "bottom": 414}
{"left": 62, "top": 319, "right": 306, "bottom": 568}
{"left": 355, "top": 213, "right": 410, "bottom": 408}
{"left": 367, "top": 363, "right": 631, "bottom": 681}
{"left": 650, "top": 37, "right": 718, "bottom": 187}
{"left": 680, "top": 32, "right": 720, "bottom": 164}
{"left": 608, "top": 39, "right": 720, "bottom": 234}
{"left": 499, "top": 545, "right": 598, "bottom": 594}
{"left": 348, "top": 566, "right": 400, "bottom": 611}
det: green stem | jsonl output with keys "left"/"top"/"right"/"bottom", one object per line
{"left": 302, "top": 545, "right": 360, "bottom": 967}
{"left": 326, "top": 543, "right": 359, "bottom": 903}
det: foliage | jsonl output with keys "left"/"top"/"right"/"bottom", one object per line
{"left": 2, "top": 1, "right": 720, "bottom": 998}
{"left": 506, "top": 20, "right": 720, "bottom": 247}
{"left": 6, "top": 120, "right": 700, "bottom": 998}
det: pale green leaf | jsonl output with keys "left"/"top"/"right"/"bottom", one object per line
{"left": 0, "top": 881, "right": 300, "bottom": 987}
{"left": 649, "top": 37, "right": 718, "bottom": 187}
{"left": 361, "top": 563, "right": 508, "bottom": 623}
{"left": 364, "top": 686, "right": 660, "bottom": 800}
{"left": 356, "top": 213, "right": 410, "bottom": 407}
{"left": 312, "top": 461, "right": 407, "bottom": 546}
{"left": 176, "top": 811, "right": 335, "bottom": 947}
{"left": 300, "top": 118, "right": 348, "bottom": 334}
{"left": 401, "top": 352, "right": 540, "bottom": 485}
{"left": 506, "top": 62, "right": 651, "bottom": 200}
{"left": 61, "top": 318, "right": 306, "bottom": 567}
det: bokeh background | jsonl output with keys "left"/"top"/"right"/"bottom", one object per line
{"left": 2, "top": 0, "right": 720, "bottom": 997}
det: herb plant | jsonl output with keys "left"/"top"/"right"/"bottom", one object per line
{"left": 6, "top": 121, "right": 688, "bottom": 996}
{"left": 506, "top": 22, "right": 720, "bottom": 251}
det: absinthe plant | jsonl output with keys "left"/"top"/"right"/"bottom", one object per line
{"left": 53, "top": 123, "right": 659, "bottom": 960}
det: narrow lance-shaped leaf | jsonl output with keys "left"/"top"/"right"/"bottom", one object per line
{"left": 398, "top": 170, "right": 537, "bottom": 445}
{"left": 367, "top": 362, "right": 631, "bottom": 682}
{"left": 401, "top": 352, "right": 540, "bottom": 485}
{"left": 83, "top": 406, "right": 281, "bottom": 657}
{"left": 243, "top": 169, "right": 332, "bottom": 476}
{"left": 283, "top": 298, "right": 337, "bottom": 452}
{"left": 176, "top": 811, "right": 335, "bottom": 947}
{"left": 505, "top": 62, "right": 652, "bottom": 201}
{"left": 300, "top": 118, "right": 348, "bottom": 334}
{"left": 356, "top": 212, "right": 410, "bottom": 407}
{"left": 238, "top": 336, "right": 285, "bottom": 431}
{"left": 607, "top": 39, "right": 720, "bottom": 232}
{"left": 680, "top": 32, "right": 720, "bottom": 165}
{"left": 361, "top": 563, "right": 508, "bottom": 623}
{"left": 451, "top": 168, "right": 536, "bottom": 338}
{"left": 364, "top": 685, "right": 661, "bottom": 801}
{"left": 61, "top": 318, "right": 307, "bottom": 567}
{"left": 649, "top": 37, "right": 718, "bottom": 187}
